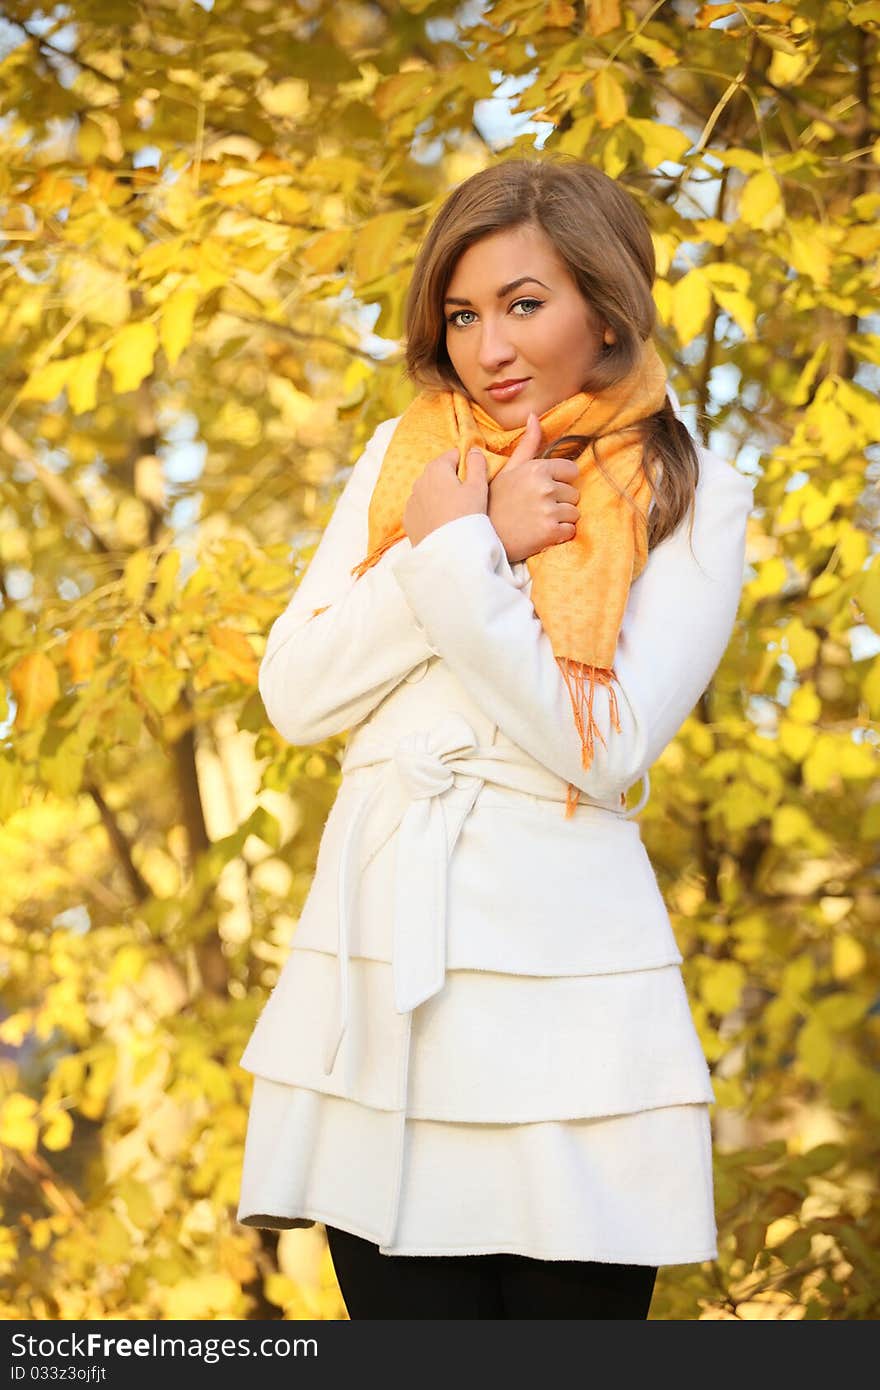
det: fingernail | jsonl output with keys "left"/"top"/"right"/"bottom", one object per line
{"left": 468, "top": 446, "right": 483, "bottom": 457}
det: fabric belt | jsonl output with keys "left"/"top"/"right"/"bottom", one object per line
{"left": 321, "top": 711, "right": 649, "bottom": 1075}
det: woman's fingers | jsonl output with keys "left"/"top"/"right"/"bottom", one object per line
{"left": 506, "top": 411, "right": 544, "bottom": 468}
{"left": 555, "top": 502, "right": 580, "bottom": 524}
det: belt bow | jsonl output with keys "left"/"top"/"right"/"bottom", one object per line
{"left": 323, "top": 712, "right": 485, "bottom": 1075}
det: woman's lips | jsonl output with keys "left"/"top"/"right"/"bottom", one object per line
{"left": 487, "top": 379, "right": 529, "bottom": 400}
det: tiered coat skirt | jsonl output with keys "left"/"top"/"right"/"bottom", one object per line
{"left": 236, "top": 780, "right": 719, "bottom": 1265}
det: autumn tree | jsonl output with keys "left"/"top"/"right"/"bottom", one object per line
{"left": 0, "top": 0, "right": 877, "bottom": 1319}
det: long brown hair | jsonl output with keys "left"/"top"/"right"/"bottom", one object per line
{"left": 403, "top": 154, "right": 700, "bottom": 553}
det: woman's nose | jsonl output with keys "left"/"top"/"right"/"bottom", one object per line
{"left": 477, "top": 321, "right": 516, "bottom": 370}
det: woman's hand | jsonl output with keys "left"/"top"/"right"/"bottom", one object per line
{"left": 488, "top": 412, "right": 581, "bottom": 564}
{"left": 403, "top": 447, "right": 489, "bottom": 548}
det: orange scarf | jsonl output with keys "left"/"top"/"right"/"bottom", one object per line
{"left": 318, "top": 337, "right": 668, "bottom": 816}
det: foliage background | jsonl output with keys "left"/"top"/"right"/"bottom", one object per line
{"left": 0, "top": 0, "right": 878, "bottom": 1320}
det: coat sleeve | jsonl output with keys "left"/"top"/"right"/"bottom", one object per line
{"left": 258, "top": 416, "right": 440, "bottom": 746}
{"left": 389, "top": 445, "right": 753, "bottom": 802}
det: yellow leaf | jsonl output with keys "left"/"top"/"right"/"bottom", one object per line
{"left": 716, "top": 780, "right": 766, "bottom": 830}
{"left": 788, "top": 682, "right": 821, "bottom": 723}
{"left": 588, "top": 0, "right": 621, "bottom": 36}
{"left": 19, "top": 359, "right": 73, "bottom": 404}
{"left": 374, "top": 70, "right": 435, "bottom": 121}
{"left": 0, "top": 1226, "right": 18, "bottom": 1276}
{"left": 133, "top": 664, "right": 185, "bottom": 714}
{"left": 41, "top": 1109, "right": 73, "bottom": 1152}
{"left": 593, "top": 69, "right": 627, "bottom": 128}
{"left": 162, "top": 1274, "right": 238, "bottom": 1319}
{"left": 215, "top": 400, "right": 262, "bottom": 446}
{"left": 257, "top": 77, "right": 309, "bottom": 118}
{"left": 791, "top": 341, "right": 829, "bottom": 405}
{"left": 672, "top": 268, "right": 712, "bottom": 345}
{"left": 543, "top": 0, "right": 578, "bottom": 23}
{"left": 836, "top": 378, "right": 880, "bottom": 438}
{"left": 749, "top": 555, "right": 787, "bottom": 599}
{"left": 778, "top": 719, "right": 815, "bottom": 762}
{"left": 92, "top": 1211, "right": 131, "bottom": 1263}
{"left": 200, "top": 49, "right": 266, "bottom": 78}
{"left": 695, "top": 2, "right": 796, "bottom": 25}
{"left": 707, "top": 283, "right": 756, "bottom": 336}
{"left": 147, "top": 549, "right": 181, "bottom": 616}
{"left": 66, "top": 629, "right": 100, "bottom": 683}
{"left": 837, "top": 739, "right": 878, "bottom": 779}
{"left": 0, "top": 1093, "right": 40, "bottom": 1153}
{"left": 265, "top": 1272, "right": 299, "bottom": 1308}
{"left": 0, "top": 755, "right": 23, "bottom": 822}
{"left": 116, "top": 496, "right": 148, "bottom": 546}
{"left": 802, "top": 734, "right": 842, "bottom": 791}
{"left": 804, "top": 394, "right": 855, "bottom": 464}
{"left": 302, "top": 227, "right": 353, "bottom": 274}
{"left": 66, "top": 349, "right": 104, "bottom": 414}
{"left": 768, "top": 47, "right": 813, "bottom": 85}
{"left": 40, "top": 737, "right": 85, "bottom": 799}
{"left": 739, "top": 169, "right": 785, "bottom": 229}
{"left": 832, "top": 934, "right": 866, "bottom": 982}
{"left": 789, "top": 227, "right": 832, "bottom": 286}
{"left": 815, "top": 992, "right": 868, "bottom": 1031}
{"left": 352, "top": 210, "right": 410, "bottom": 286}
{"left": 771, "top": 804, "right": 815, "bottom": 846}
{"left": 651, "top": 232, "right": 678, "bottom": 278}
{"left": 124, "top": 550, "right": 153, "bottom": 606}
{"left": 796, "top": 1019, "right": 833, "bottom": 1080}
{"left": 626, "top": 119, "right": 690, "bottom": 168}
{"left": 208, "top": 625, "right": 259, "bottom": 684}
{"left": 850, "top": 1, "right": 880, "bottom": 27}
{"left": 160, "top": 287, "right": 199, "bottom": 369}
{"left": 0, "top": 1011, "right": 33, "bottom": 1046}
{"left": 701, "top": 959, "right": 747, "bottom": 1014}
{"left": 837, "top": 523, "right": 869, "bottom": 575}
{"left": 193, "top": 239, "right": 229, "bottom": 290}
{"left": 652, "top": 278, "right": 673, "bottom": 326}
{"left": 850, "top": 561, "right": 878, "bottom": 633}
{"left": 116, "top": 1176, "right": 156, "bottom": 1228}
{"left": 9, "top": 651, "right": 59, "bottom": 729}
{"left": 862, "top": 657, "right": 880, "bottom": 716}
{"left": 267, "top": 378, "right": 316, "bottom": 433}
{"left": 801, "top": 478, "right": 841, "bottom": 527}
{"left": 62, "top": 261, "right": 130, "bottom": 327}
{"left": 784, "top": 618, "right": 820, "bottom": 668}
{"left": 846, "top": 224, "right": 880, "bottom": 257}
{"left": 105, "top": 320, "right": 159, "bottom": 393}
{"left": 109, "top": 944, "right": 148, "bottom": 986}
{"left": 139, "top": 236, "right": 192, "bottom": 278}
{"left": 782, "top": 954, "right": 815, "bottom": 997}
{"left": 631, "top": 33, "right": 678, "bottom": 66}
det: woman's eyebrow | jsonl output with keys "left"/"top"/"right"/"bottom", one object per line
{"left": 444, "top": 275, "right": 551, "bottom": 305}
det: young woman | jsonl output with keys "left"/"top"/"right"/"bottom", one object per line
{"left": 236, "top": 156, "right": 753, "bottom": 1319}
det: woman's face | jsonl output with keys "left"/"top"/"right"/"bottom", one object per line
{"left": 442, "top": 222, "right": 610, "bottom": 426}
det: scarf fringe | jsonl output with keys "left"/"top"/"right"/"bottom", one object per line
{"left": 558, "top": 658, "right": 622, "bottom": 818}
{"left": 307, "top": 534, "right": 399, "bottom": 620}
{"left": 350, "top": 532, "right": 401, "bottom": 580}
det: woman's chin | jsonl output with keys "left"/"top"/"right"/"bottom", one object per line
{"left": 483, "top": 394, "right": 532, "bottom": 425}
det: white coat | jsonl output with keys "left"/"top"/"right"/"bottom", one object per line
{"left": 236, "top": 390, "right": 754, "bottom": 1263}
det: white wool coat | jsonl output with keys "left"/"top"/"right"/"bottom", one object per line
{"left": 236, "top": 390, "right": 754, "bottom": 1262}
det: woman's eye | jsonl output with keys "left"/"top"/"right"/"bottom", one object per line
{"left": 446, "top": 298, "right": 543, "bottom": 329}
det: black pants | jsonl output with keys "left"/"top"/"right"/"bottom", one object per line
{"left": 326, "top": 1224, "right": 657, "bottom": 1319}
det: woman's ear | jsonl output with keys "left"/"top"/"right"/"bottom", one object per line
{"left": 603, "top": 325, "right": 616, "bottom": 347}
